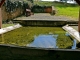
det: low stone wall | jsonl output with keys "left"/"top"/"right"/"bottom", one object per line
{"left": 19, "top": 20, "right": 67, "bottom": 27}
{"left": 0, "top": 44, "right": 80, "bottom": 59}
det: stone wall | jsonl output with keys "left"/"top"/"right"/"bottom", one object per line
{"left": 0, "top": 44, "right": 80, "bottom": 59}
{"left": 19, "top": 20, "right": 67, "bottom": 27}
{"left": 1, "top": 0, "right": 33, "bottom": 22}
{"left": 1, "top": 6, "right": 23, "bottom": 21}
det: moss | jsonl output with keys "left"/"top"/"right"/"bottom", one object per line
{"left": 57, "top": 34, "right": 73, "bottom": 48}
{"left": 0, "top": 27, "right": 73, "bottom": 48}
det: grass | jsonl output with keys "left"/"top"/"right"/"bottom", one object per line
{"left": 0, "top": 27, "right": 73, "bottom": 49}
{"left": 2, "top": 24, "right": 14, "bottom": 28}
{"left": 34, "top": 1, "right": 79, "bottom": 20}
{"left": 56, "top": 7, "right": 79, "bottom": 20}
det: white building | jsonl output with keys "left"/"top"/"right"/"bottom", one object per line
{"left": 41, "top": 0, "right": 60, "bottom": 1}
{"left": 41, "top": 0, "right": 76, "bottom": 4}
{"left": 66, "top": 0, "right": 76, "bottom": 4}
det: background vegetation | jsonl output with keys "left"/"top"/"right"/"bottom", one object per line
{"left": 34, "top": 1, "right": 79, "bottom": 20}
{"left": 1, "top": 0, "right": 33, "bottom": 22}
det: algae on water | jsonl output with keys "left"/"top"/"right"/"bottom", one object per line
{"left": 0, "top": 27, "right": 73, "bottom": 49}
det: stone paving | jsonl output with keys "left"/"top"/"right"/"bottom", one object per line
{"left": 14, "top": 13, "right": 73, "bottom": 21}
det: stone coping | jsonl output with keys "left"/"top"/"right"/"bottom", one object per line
{"left": 62, "top": 25, "right": 80, "bottom": 42}
{"left": 13, "top": 13, "right": 73, "bottom": 21}
{"left": 0, "top": 24, "right": 22, "bottom": 34}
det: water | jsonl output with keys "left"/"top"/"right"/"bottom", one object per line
{"left": 65, "top": 32, "right": 76, "bottom": 49}
{"left": 72, "top": 39, "right": 76, "bottom": 49}
{"left": 65, "top": 32, "right": 77, "bottom": 49}
{"left": 27, "top": 35, "right": 58, "bottom": 48}
{"left": 0, "top": 27, "right": 76, "bottom": 49}
{"left": 27, "top": 34, "right": 77, "bottom": 49}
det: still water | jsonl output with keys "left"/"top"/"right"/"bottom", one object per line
{"left": 0, "top": 27, "right": 77, "bottom": 49}
{"left": 27, "top": 35, "right": 58, "bottom": 48}
{"left": 27, "top": 34, "right": 76, "bottom": 49}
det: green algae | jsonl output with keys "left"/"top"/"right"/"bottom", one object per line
{"left": 0, "top": 27, "right": 73, "bottom": 48}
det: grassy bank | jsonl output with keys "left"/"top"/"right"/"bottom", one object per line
{"left": 56, "top": 7, "right": 79, "bottom": 20}
{"left": 34, "top": 1, "right": 79, "bottom": 20}
{"left": 2, "top": 24, "right": 14, "bottom": 28}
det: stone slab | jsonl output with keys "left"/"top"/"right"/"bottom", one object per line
{"left": 0, "top": 24, "right": 22, "bottom": 34}
{"left": 13, "top": 13, "right": 73, "bottom": 21}
{"left": 62, "top": 25, "right": 80, "bottom": 42}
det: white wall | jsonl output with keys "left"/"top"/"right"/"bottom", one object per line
{"left": 41, "top": 0, "right": 60, "bottom": 1}
{"left": 41, "top": 0, "right": 76, "bottom": 4}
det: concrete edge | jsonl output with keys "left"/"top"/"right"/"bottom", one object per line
{"left": 0, "top": 24, "right": 22, "bottom": 34}
{"left": 62, "top": 25, "right": 80, "bottom": 42}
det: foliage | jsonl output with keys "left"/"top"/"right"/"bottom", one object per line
{"left": 4, "top": 0, "right": 33, "bottom": 13}
{"left": 4, "top": 0, "right": 23, "bottom": 13}
{"left": 31, "top": 5, "right": 45, "bottom": 13}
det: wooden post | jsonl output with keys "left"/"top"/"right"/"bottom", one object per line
{"left": 78, "top": 7, "right": 80, "bottom": 36}
{"left": 75, "top": 0, "right": 80, "bottom": 36}
{"left": 0, "top": 0, "right": 5, "bottom": 29}
{"left": 0, "top": 7, "right": 2, "bottom": 29}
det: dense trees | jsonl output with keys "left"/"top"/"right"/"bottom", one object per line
{"left": 4, "top": 0, "right": 33, "bottom": 13}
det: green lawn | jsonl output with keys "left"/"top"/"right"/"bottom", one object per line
{"left": 2, "top": 24, "right": 14, "bottom": 28}
{"left": 34, "top": 1, "right": 79, "bottom": 20}
{"left": 56, "top": 7, "right": 79, "bottom": 20}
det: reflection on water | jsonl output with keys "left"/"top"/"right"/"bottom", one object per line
{"left": 72, "top": 39, "right": 76, "bottom": 49}
{"left": 27, "top": 34, "right": 58, "bottom": 48}
{"left": 0, "top": 27, "right": 74, "bottom": 48}
{"left": 0, "top": 28, "right": 77, "bottom": 49}
{"left": 27, "top": 34, "right": 77, "bottom": 49}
